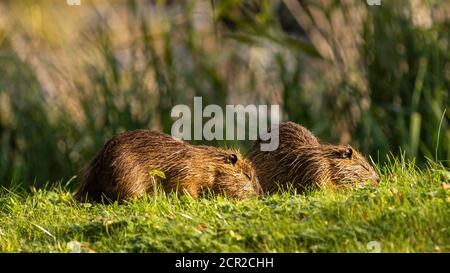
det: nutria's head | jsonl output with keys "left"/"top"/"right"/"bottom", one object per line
{"left": 320, "top": 144, "right": 380, "bottom": 188}
{"left": 248, "top": 121, "right": 379, "bottom": 193}
{"left": 208, "top": 149, "right": 261, "bottom": 198}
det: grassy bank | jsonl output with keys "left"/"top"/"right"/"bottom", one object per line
{"left": 1, "top": 158, "right": 449, "bottom": 253}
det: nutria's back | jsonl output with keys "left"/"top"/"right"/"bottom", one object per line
{"left": 247, "top": 121, "right": 379, "bottom": 193}
{"left": 75, "top": 130, "right": 260, "bottom": 202}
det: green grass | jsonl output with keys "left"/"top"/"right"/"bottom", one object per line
{"left": 1, "top": 158, "right": 449, "bottom": 253}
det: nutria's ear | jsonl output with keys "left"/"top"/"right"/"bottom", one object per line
{"left": 225, "top": 154, "right": 238, "bottom": 165}
{"left": 339, "top": 147, "right": 353, "bottom": 159}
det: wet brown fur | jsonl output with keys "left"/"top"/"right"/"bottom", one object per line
{"left": 247, "top": 121, "right": 380, "bottom": 193}
{"left": 75, "top": 130, "right": 260, "bottom": 202}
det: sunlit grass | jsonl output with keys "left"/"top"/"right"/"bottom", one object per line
{"left": 1, "top": 159, "right": 449, "bottom": 253}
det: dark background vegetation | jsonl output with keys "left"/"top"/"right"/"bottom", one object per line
{"left": 0, "top": 0, "right": 448, "bottom": 189}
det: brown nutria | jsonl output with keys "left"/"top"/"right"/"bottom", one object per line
{"left": 247, "top": 121, "right": 380, "bottom": 193}
{"left": 74, "top": 130, "right": 260, "bottom": 202}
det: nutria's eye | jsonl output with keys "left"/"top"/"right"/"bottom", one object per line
{"left": 226, "top": 154, "right": 238, "bottom": 165}
{"left": 340, "top": 147, "right": 353, "bottom": 159}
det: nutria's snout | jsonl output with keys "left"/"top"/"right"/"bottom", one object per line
{"left": 358, "top": 171, "right": 379, "bottom": 188}
{"left": 370, "top": 171, "right": 380, "bottom": 186}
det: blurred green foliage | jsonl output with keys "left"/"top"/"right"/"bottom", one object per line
{"left": 0, "top": 0, "right": 448, "bottom": 189}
